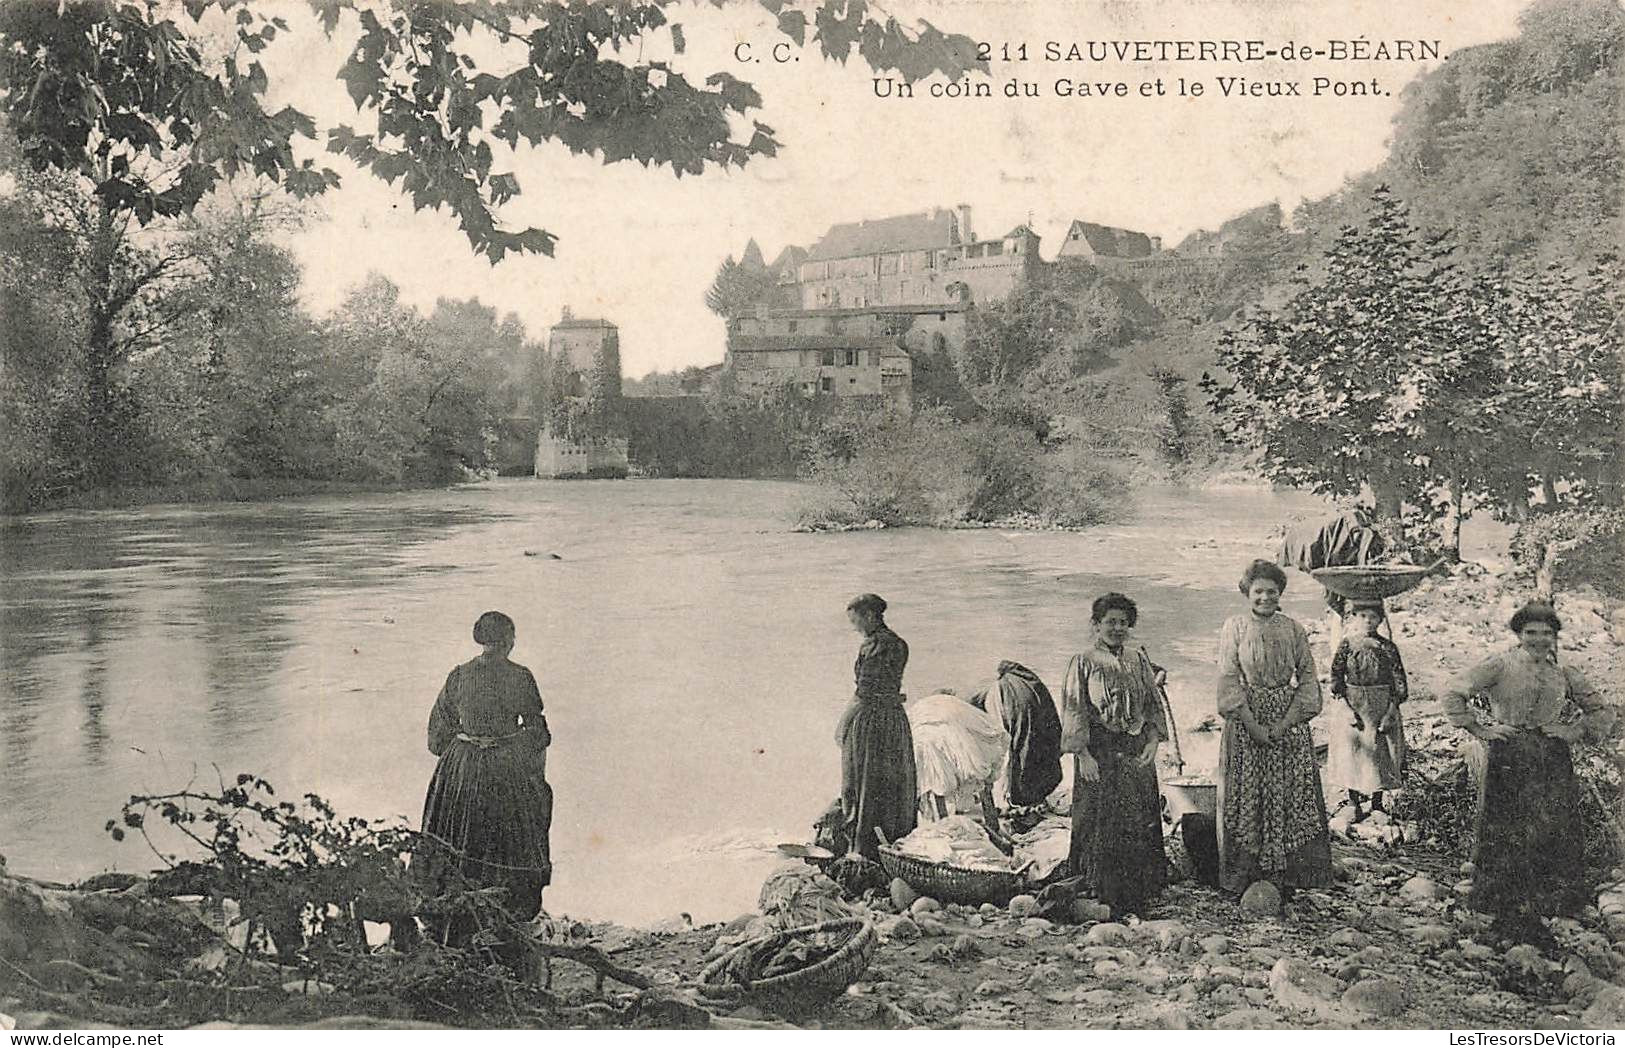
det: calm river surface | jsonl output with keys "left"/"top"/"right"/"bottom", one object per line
{"left": 4, "top": 479, "right": 1354, "bottom": 925}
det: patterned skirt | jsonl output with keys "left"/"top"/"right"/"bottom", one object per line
{"left": 415, "top": 735, "right": 553, "bottom": 927}
{"left": 1069, "top": 728, "right": 1167, "bottom": 914}
{"left": 1218, "top": 683, "right": 1331, "bottom": 892}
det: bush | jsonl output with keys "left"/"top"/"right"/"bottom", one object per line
{"left": 98, "top": 775, "right": 686, "bottom": 1028}
{"left": 797, "top": 412, "right": 1132, "bottom": 529}
{"left": 799, "top": 412, "right": 970, "bottom": 526}
{"left": 1509, "top": 507, "right": 1625, "bottom": 599}
{"left": 1032, "top": 443, "right": 1133, "bottom": 527}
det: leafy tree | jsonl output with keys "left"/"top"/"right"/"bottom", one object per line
{"left": 0, "top": 164, "right": 91, "bottom": 505}
{"left": 585, "top": 328, "right": 622, "bottom": 426}
{"left": 0, "top": 0, "right": 983, "bottom": 489}
{"left": 1150, "top": 366, "right": 1196, "bottom": 473}
{"left": 962, "top": 261, "right": 1151, "bottom": 388}
{"left": 705, "top": 253, "right": 775, "bottom": 318}
{"left": 1383, "top": 0, "right": 1623, "bottom": 271}
{"left": 1201, "top": 187, "right": 1460, "bottom": 544}
{"left": 157, "top": 191, "right": 333, "bottom": 480}
{"left": 1473, "top": 258, "right": 1624, "bottom": 512}
{"left": 0, "top": 0, "right": 982, "bottom": 263}
{"left": 0, "top": 143, "right": 218, "bottom": 484}
{"left": 322, "top": 274, "right": 500, "bottom": 483}
{"left": 909, "top": 337, "right": 979, "bottom": 420}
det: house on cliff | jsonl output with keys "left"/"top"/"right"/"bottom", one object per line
{"left": 726, "top": 304, "right": 969, "bottom": 413}
{"left": 1057, "top": 220, "right": 1162, "bottom": 261}
{"left": 794, "top": 206, "right": 1038, "bottom": 310}
{"left": 719, "top": 205, "right": 1039, "bottom": 411}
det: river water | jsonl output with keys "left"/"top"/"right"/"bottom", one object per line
{"left": 2, "top": 479, "right": 1351, "bottom": 926}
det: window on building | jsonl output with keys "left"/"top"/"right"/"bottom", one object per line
{"left": 821, "top": 349, "right": 835, "bottom": 367}
{"left": 843, "top": 349, "right": 858, "bottom": 366}
{"left": 788, "top": 320, "right": 798, "bottom": 333}
{"left": 820, "top": 377, "right": 833, "bottom": 393}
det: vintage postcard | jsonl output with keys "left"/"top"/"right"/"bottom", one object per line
{"left": 1, "top": 0, "right": 1621, "bottom": 1036}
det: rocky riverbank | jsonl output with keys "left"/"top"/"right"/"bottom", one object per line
{"left": 4, "top": 561, "right": 1623, "bottom": 1031}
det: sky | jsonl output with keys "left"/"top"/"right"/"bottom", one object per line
{"left": 255, "top": 0, "right": 1535, "bottom": 377}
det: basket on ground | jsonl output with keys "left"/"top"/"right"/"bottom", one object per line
{"left": 1311, "top": 563, "right": 1436, "bottom": 601}
{"left": 696, "top": 917, "right": 875, "bottom": 1014}
{"left": 877, "top": 846, "right": 1033, "bottom": 906}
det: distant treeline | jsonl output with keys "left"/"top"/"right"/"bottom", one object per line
{"left": 0, "top": 136, "right": 560, "bottom": 512}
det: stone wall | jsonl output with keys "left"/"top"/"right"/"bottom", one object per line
{"left": 534, "top": 431, "right": 629, "bottom": 478}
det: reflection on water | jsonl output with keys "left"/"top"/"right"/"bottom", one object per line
{"left": 1, "top": 480, "right": 1346, "bottom": 925}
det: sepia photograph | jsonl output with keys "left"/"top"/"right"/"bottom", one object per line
{"left": 0, "top": 0, "right": 1621, "bottom": 1036}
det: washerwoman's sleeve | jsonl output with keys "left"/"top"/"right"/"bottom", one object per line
{"left": 1564, "top": 666, "right": 1616, "bottom": 742}
{"left": 1142, "top": 650, "right": 1170, "bottom": 741}
{"left": 1442, "top": 655, "right": 1503, "bottom": 727}
{"left": 1329, "top": 640, "right": 1350, "bottom": 699}
{"left": 522, "top": 667, "right": 551, "bottom": 747}
{"left": 427, "top": 669, "right": 459, "bottom": 756}
{"left": 1386, "top": 638, "right": 1409, "bottom": 703}
{"left": 1289, "top": 618, "right": 1322, "bottom": 718}
{"left": 1216, "top": 618, "right": 1247, "bottom": 717}
{"left": 1059, "top": 654, "right": 1090, "bottom": 754}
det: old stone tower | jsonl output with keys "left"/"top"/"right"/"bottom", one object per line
{"left": 535, "top": 307, "right": 628, "bottom": 478}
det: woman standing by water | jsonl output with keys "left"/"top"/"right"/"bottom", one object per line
{"left": 1442, "top": 602, "right": 1614, "bottom": 943}
{"left": 1060, "top": 592, "right": 1169, "bottom": 915}
{"left": 415, "top": 611, "right": 553, "bottom": 944}
{"left": 1216, "top": 561, "right": 1332, "bottom": 895}
{"left": 838, "top": 594, "right": 917, "bottom": 859}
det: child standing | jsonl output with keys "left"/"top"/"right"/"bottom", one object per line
{"left": 1327, "top": 599, "right": 1408, "bottom": 822}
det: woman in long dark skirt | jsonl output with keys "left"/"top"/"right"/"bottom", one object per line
{"left": 1442, "top": 602, "right": 1614, "bottom": 945}
{"left": 970, "top": 660, "right": 1064, "bottom": 811}
{"left": 416, "top": 611, "right": 553, "bottom": 948}
{"left": 1060, "top": 592, "right": 1169, "bottom": 916}
{"left": 837, "top": 593, "right": 917, "bottom": 860}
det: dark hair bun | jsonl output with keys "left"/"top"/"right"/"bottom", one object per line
{"left": 473, "top": 610, "right": 516, "bottom": 645}
{"left": 847, "top": 593, "right": 888, "bottom": 618}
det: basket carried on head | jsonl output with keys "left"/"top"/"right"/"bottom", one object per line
{"left": 877, "top": 846, "right": 1033, "bottom": 906}
{"left": 696, "top": 917, "right": 875, "bottom": 1015}
{"left": 1312, "top": 561, "right": 1441, "bottom": 601}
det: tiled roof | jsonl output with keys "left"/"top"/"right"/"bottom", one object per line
{"left": 551, "top": 317, "right": 617, "bottom": 330}
{"left": 806, "top": 210, "right": 957, "bottom": 262}
{"left": 1066, "top": 221, "right": 1156, "bottom": 258}
{"left": 769, "top": 245, "right": 808, "bottom": 275}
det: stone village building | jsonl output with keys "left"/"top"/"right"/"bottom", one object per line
{"left": 529, "top": 208, "right": 1172, "bottom": 475}
{"left": 724, "top": 206, "right": 1044, "bottom": 411}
